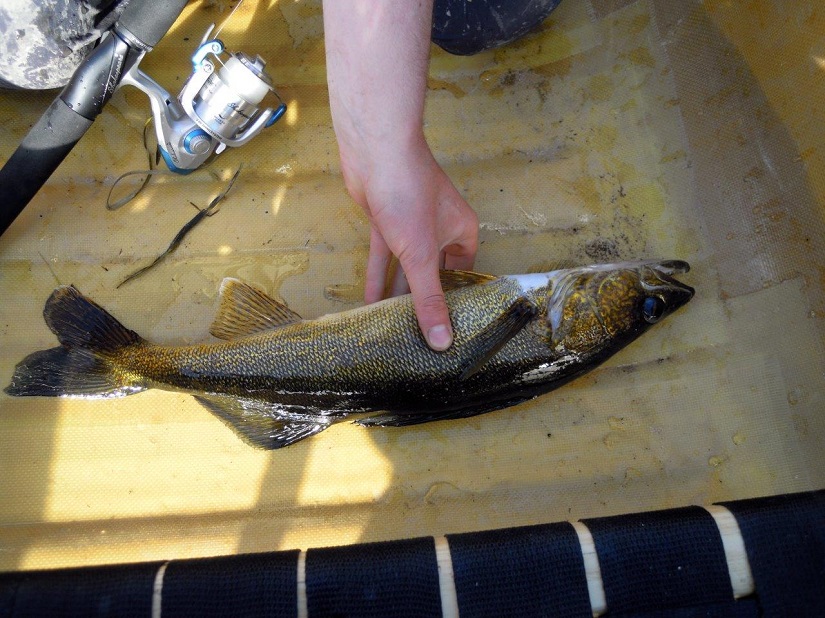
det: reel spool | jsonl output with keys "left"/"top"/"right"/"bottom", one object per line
{"left": 121, "top": 26, "right": 286, "bottom": 173}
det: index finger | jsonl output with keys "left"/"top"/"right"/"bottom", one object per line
{"left": 401, "top": 253, "right": 453, "bottom": 351}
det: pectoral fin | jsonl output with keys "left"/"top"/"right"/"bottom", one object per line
{"left": 194, "top": 395, "right": 332, "bottom": 449}
{"left": 459, "top": 296, "right": 538, "bottom": 380}
{"left": 210, "top": 278, "right": 302, "bottom": 340}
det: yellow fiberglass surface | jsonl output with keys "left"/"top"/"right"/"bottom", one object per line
{"left": 0, "top": 0, "right": 823, "bottom": 571}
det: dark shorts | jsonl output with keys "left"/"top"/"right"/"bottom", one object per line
{"left": 432, "top": 0, "right": 563, "bottom": 55}
{"left": 0, "top": 0, "right": 123, "bottom": 89}
{"left": 0, "top": 0, "right": 563, "bottom": 90}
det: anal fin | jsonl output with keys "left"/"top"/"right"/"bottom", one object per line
{"left": 194, "top": 395, "right": 332, "bottom": 449}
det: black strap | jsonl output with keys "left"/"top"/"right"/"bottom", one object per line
{"left": 447, "top": 521, "right": 592, "bottom": 617}
{"left": 305, "top": 537, "right": 442, "bottom": 617}
{"left": 0, "top": 561, "right": 162, "bottom": 617}
{"left": 612, "top": 598, "right": 760, "bottom": 617}
{"left": 2, "top": 491, "right": 823, "bottom": 616}
{"left": 161, "top": 550, "right": 299, "bottom": 618}
{"left": 583, "top": 506, "right": 733, "bottom": 614}
{"left": 720, "top": 489, "right": 825, "bottom": 616}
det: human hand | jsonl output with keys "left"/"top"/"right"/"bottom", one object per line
{"left": 339, "top": 134, "right": 478, "bottom": 351}
{"left": 322, "top": 0, "right": 478, "bottom": 351}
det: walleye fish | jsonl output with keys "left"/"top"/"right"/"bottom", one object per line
{"left": 5, "top": 260, "right": 694, "bottom": 449}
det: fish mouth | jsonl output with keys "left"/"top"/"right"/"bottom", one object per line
{"left": 645, "top": 260, "right": 695, "bottom": 299}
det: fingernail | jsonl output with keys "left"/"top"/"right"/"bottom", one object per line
{"left": 427, "top": 325, "right": 452, "bottom": 351}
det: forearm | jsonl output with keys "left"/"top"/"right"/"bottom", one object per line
{"left": 322, "top": 0, "right": 434, "bottom": 161}
{"left": 321, "top": 0, "right": 477, "bottom": 351}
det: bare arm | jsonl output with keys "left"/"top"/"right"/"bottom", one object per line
{"left": 322, "top": 0, "right": 479, "bottom": 351}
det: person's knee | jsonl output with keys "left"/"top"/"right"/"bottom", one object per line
{"left": 431, "top": 0, "right": 563, "bottom": 56}
{"left": 0, "top": 0, "right": 121, "bottom": 90}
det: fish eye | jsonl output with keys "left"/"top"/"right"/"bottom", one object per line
{"left": 643, "top": 297, "right": 666, "bottom": 323}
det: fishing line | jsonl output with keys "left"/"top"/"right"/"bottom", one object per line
{"left": 116, "top": 165, "right": 243, "bottom": 288}
{"left": 106, "top": 119, "right": 163, "bottom": 211}
{"left": 212, "top": 0, "right": 246, "bottom": 40}
{"left": 106, "top": 119, "right": 225, "bottom": 211}
{"left": 108, "top": 1, "right": 250, "bottom": 287}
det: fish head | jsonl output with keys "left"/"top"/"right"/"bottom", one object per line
{"left": 544, "top": 260, "right": 694, "bottom": 355}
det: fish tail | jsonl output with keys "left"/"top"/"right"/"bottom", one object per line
{"left": 5, "top": 286, "right": 147, "bottom": 398}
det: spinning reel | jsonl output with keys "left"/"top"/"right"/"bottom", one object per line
{"left": 121, "top": 25, "right": 286, "bottom": 173}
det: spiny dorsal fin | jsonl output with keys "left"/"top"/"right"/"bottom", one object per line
{"left": 210, "top": 278, "right": 302, "bottom": 340}
{"left": 527, "top": 260, "right": 579, "bottom": 273}
{"left": 439, "top": 269, "right": 498, "bottom": 291}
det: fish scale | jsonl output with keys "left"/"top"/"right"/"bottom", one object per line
{"left": 127, "top": 278, "right": 544, "bottom": 405}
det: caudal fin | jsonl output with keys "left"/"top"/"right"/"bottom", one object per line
{"left": 5, "top": 286, "right": 146, "bottom": 398}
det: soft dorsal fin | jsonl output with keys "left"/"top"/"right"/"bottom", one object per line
{"left": 210, "top": 278, "right": 302, "bottom": 340}
{"left": 439, "top": 269, "right": 498, "bottom": 291}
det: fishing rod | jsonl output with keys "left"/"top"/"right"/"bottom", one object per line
{"left": 0, "top": 0, "right": 187, "bottom": 237}
{"left": 0, "top": 0, "right": 286, "bottom": 238}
